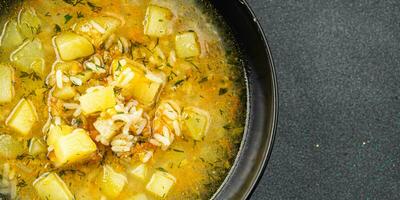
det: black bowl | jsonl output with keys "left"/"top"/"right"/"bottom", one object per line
{"left": 209, "top": 1, "right": 278, "bottom": 199}
{"left": 0, "top": 0, "right": 278, "bottom": 199}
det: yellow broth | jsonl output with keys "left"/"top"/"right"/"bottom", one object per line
{"left": 0, "top": 0, "right": 246, "bottom": 199}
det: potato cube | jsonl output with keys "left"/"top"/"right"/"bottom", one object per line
{"left": 0, "top": 64, "right": 14, "bottom": 104}
{"left": 182, "top": 107, "right": 210, "bottom": 141}
{"left": 144, "top": 5, "right": 173, "bottom": 37}
{"left": 79, "top": 86, "right": 116, "bottom": 115}
{"left": 74, "top": 16, "right": 122, "bottom": 47}
{"left": 146, "top": 171, "right": 176, "bottom": 197}
{"left": 124, "top": 74, "right": 164, "bottom": 105}
{"left": 47, "top": 124, "right": 73, "bottom": 148}
{"left": 129, "top": 194, "right": 148, "bottom": 200}
{"left": 10, "top": 39, "right": 45, "bottom": 75}
{"left": 6, "top": 98, "right": 38, "bottom": 136}
{"left": 129, "top": 164, "right": 147, "bottom": 180}
{"left": 55, "top": 32, "right": 94, "bottom": 61}
{"left": 53, "top": 85, "right": 77, "bottom": 100}
{"left": 53, "top": 129, "right": 97, "bottom": 166}
{"left": 33, "top": 172, "right": 74, "bottom": 200}
{"left": 29, "top": 137, "right": 47, "bottom": 156}
{"left": 175, "top": 31, "right": 200, "bottom": 58}
{"left": 18, "top": 7, "right": 42, "bottom": 39}
{"left": 99, "top": 165, "right": 127, "bottom": 199}
{"left": 111, "top": 59, "right": 165, "bottom": 105}
{"left": 0, "top": 20, "right": 24, "bottom": 50}
{"left": 0, "top": 134, "right": 25, "bottom": 159}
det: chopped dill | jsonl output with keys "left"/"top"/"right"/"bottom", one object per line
{"left": 62, "top": 0, "right": 83, "bottom": 6}
{"left": 219, "top": 88, "right": 228, "bottom": 95}
{"left": 87, "top": 1, "right": 102, "bottom": 12}
{"left": 156, "top": 167, "right": 168, "bottom": 173}
{"left": 64, "top": 14, "right": 73, "bottom": 24}
{"left": 17, "top": 179, "right": 27, "bottom": 188}
{"left": 174, "top": 79, "right": 185, "bottom": 87}
{"left": 20, "top": 71, "right": 41, "bottom": 81}
{"left": 77, "top": 11, "right": 84, "bottom": 18}
{"left": 172, "top": 149, "right": 184, "bottom": 153}
{"left": 54, "top": 24, "right": 61, "bottom": 33}
{"left": 198, "top": 77, "right": 208, "bottom": 83}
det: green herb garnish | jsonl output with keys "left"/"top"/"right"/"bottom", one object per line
{"left": 63, "top": 0, "right": 83, "bottom": 6}
{"left": 72, "top": 118, "right": 83, "bottom": 127}
{"left": 114, "top": 87, "right": 122, "bottom": 95}
{"left": 17, "top": 179, "right": 27, "bottom": 188}
{"left": 156, "top": 167, "right": 168, "bottom": 172}
{"left": 115, "top": 61, "right": 123, "bottom": 72}
{"left": 223, "top": 123, "right": 231, "bottom": 130}
{"left": 54, "top": 24, "right": 61, "bottom": 33}
{"left": 185, "top": 59, "right": 200, "bottom": 71}
{"left": 174, "top": 79, "right": 185, "bottom": 87}
{"left": 87, "top": 1, "right": 102, "bottom": 12}
{"left": 59, "top": 169, "right": 86, "bottom": 177}
{"left": 77, "top": 11, "right": 84, "bottom": 18}
{"left": 20, "top": 71, "right": 41, "bottom": 81}
{"left": 219, "top": 88, "right": 228, "bottom": 95}
{"left": 172, "top": 149, "right": 184, "bottom": 153}
{"left": 198, "top": 77, "right": 208, "bottom": 83}
{"left": 64, "top": 14, "right": 73, "bottom": 24}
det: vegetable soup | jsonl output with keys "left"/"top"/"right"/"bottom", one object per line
{"left": 0, "top": 0, "right": 246, "bottom": 199}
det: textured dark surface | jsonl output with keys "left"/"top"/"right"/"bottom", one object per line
{"left": 247, "top": 0, "right": 400, "bottom": 199}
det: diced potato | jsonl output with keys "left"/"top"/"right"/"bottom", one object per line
{"left": 129, "top": 164, "right": 147, "bottom": 180}
{"left": 74, "top": 16, "right": 121, "bottom": 47}
{"left": 79, "top": 86, "right": 116, "bottom": 114}
{"left": 53, "top": 85, "right": 77, "bottom": 100}
{"left": 182, "top": 107, "right": 210, "bottom": 141}
{"left": 18, "top": 7, "right": 41, "bottom": 39}
{"left": 55, "top": 32, "right": 94, "bottom": 61}
{"left": 33, "top": 172, "right": 74, "bottom": 200}
{"left": 0, "top": 64, "right": 14, "bottom": 104}
{"left": 53, "top": 129, "right": 97, "bottom": 166}
{"left": 146, "top": 171, "right": 176, "bottom": 197}
{"left": 60, "top": 125, "right": 74, "bottom": 134}
{"left": 6, "top": 98, "right": 38, "bottom": 136}
{"left": 10, "top": 39, "right": 45, "bottom": 75}
{"left": 47, "top": 124, "right": 73, "bottom": 148}
{"left": 128, "top": 193, "right": 148, "bottom": 200}
{"left": 0, "top": 134, "right": 25, "bottom": 159}
{"left": 29, "top": 137, "right": 47, "bottom": 156}
{"left": 144, "top": 5, "right": 173, "bottom": 37}
{"left": 0, "top": 20, "right": 25, "bottom": 50}
{"left": 175, "top": 31, "right": 200, "bottom": 58}
{"left": 111, "top": 59, "right": 165, "bottom": 105}
{"left": 124, "top": 71, "right": 165, "bottom": 105}
{"left": 98, "top": 165, "right": 127, "bottom": 199}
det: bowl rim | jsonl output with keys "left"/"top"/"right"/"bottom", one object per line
{"left": 241, "top": 2, "right": 279, "bottom": 198}
{"left": 210, "top": 0, "right": 279, "bottom": 199}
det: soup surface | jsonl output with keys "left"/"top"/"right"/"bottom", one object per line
{"left": 0, "top": 0, "right": 246, "bottom": 199}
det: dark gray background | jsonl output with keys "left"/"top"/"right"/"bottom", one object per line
{"left": 247, "top": 0, "right": 400, "bottom": 199}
